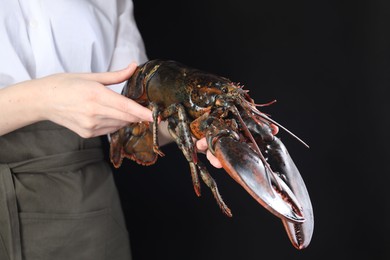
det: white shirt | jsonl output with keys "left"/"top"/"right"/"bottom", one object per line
{"left": 0, "top": 0, "right": 147, "bottom": 93}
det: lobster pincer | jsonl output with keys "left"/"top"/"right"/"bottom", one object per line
{"left": 206, "top": 113, "right": 313, "bottom": 249}
{"left": 241, "top": 110, "right": 314, "bottom": 249}
{"left": 268, "top": 137, "right": 314, "bottom": 249}
{"left": 109, "top": 59, "right": 314, "bottom": 249}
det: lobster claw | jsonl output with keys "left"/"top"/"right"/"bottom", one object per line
{"left": 269, "top": 137, "right": 314, "bottom": 249}
{"left": 213, "top": 136, "right": 305, "bottom": 223}
{"left": 212, "top": 134, "right": 313, "bottom": 249}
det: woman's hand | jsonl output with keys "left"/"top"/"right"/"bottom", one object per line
{"left": 41, "top": 63, "right": 153, "bottom": 137}
{"left": 195, "top": 137, "right": 222, "bottom": 169}
{"left": 0, "top": 63, "right": 152, "bottom": 137}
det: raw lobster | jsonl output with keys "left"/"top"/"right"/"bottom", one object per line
{"left": 109, "top": 59, "right": 313, "bottom": 249}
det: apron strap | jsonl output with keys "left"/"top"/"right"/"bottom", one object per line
{"left": 8, "top": 148, "right": 104, "bottom": 174}
{"left": 0, "top": 165, "right": 22, "bottom": 260}
{"left": 0, "top": 148, "right": 104, "bottom": 260}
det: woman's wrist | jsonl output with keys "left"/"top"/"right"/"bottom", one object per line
{"left": 0, "top": 79, "right": 47, "bottom": 135}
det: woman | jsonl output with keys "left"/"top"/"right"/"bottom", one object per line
{"left": 0, "top": 1, "right": 220, "bottom": 259}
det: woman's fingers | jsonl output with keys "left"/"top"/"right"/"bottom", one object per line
{"left": 76, "top": 64, "right": 153, "bottom": 123}
{"left": 39, "top": 65, "right": 154, "bottom": 137}
{"left": 95, "top": 87, "right": 153, "bottom": 122}
{"left": 196, "top": 137, "right": 223, "bottom": 169}
{"left": 77, "top": 63, "right": 138, "bottom": 85}
{"left": 195, "top": 136, "right": 208, "bottom": 151}
{"left": 206, "top": 150, "right": 223, "bottom": 168}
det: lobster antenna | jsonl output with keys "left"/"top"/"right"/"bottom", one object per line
{"left": 230, "top": 105, "right": 283, "bottom": 191}
{"left": 240, "top": 95, "right": 309, "bottom": 148}
{"left": 260, "top": 114, "right": 310, "bottom": 149}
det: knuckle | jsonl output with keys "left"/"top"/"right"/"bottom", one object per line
{"left": 79, "top": 131, "right": 91, "bottom": 138}
{"left": 78, "top": 128, "right": 94, "bottom": 138}
{"left": 79, "top": 117, "right": 98, "bottom": 134}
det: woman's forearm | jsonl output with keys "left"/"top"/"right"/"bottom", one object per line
{"left": 0, "top": 80, "right": 45, "bottom": 135}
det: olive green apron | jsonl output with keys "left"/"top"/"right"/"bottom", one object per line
{"left": 0, "top": 121, "right": 131, "bottom": 260}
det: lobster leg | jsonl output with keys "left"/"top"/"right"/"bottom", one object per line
{"left": 167, "top": 117, "right": 201, "bottom": 197}
{"left": 164, "top": 104, "right": 232, "bottom": 216}
{"left": 197, "top": 161, "right": 232, "bottom": 217}
{"left": 165, "top": 104, "right": 201, "bottom": 196}
{"left": 151, "top": 103, "right": 165, "bottom": 157}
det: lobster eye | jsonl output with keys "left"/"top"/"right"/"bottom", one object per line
{"left": 221, "top": 86, "right": 228, "bottom": 93}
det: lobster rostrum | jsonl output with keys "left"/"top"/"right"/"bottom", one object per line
{"left": 109, "top": 59, "right": 314, "bottom": 249}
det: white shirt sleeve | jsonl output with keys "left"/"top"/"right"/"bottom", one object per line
{"left": 108, "top": 0, "right": 148, "bottom": 93}
{"left": 0, "top": 0, "right": 148, "bottom": 93}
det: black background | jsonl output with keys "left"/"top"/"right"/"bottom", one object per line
{"left": 108, "top": 0, "right": 390, "bottom": 259}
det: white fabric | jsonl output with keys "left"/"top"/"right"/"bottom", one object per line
{"left": 0, "top": 0, "right": 147, "bottom": 93}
